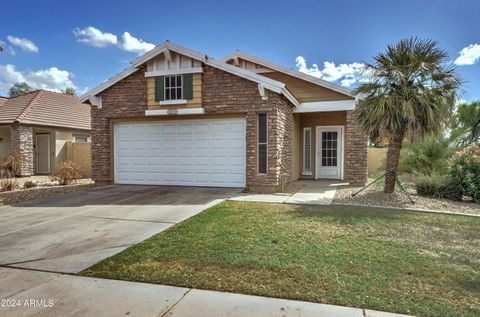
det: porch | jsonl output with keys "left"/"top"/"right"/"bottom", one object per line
{"left": 291, "top": 110, "right": 368, "bottom": 186}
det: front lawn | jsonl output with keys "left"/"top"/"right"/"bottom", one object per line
{"left": 81, "top": 202, "right": 480, "bottom": 317}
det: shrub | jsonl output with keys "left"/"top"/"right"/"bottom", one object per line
{"left": 0, "top": 178, "right": 19, "bottom": 192}
{"left": 52, "top": 161, "right": 81, "bottom": 185}
{"left": 415, "top": 174, "right": 464, "bottom": 201}
{"left": 449, "top": 144, "right": 480, "bottom": 202}
{"left": 0, "top": 151, "right": 26, "bottom": 177}
{"left": 399, "top": 136, "right": 453, "bottom": 176}
{"left": 23, "top": 180, "right": 37, "bottom": 189}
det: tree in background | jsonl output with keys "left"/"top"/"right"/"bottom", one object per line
{"left": 8, "top": 82, "right": 33, "bottom": 97}
{"left": 63, "top": 87, "right": 76, "bottom": 96}
{"left": 450, "top": 101, "right": 480, "bottom": 146}
{"left": 354, "top": 38, "right": 462, "bottom": 193}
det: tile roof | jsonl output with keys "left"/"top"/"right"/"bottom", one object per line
{"left": 0, "top": 90, "right": 90, "bottom": 131}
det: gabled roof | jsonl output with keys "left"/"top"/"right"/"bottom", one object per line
{"left": 80, "top": 41, "right": 299, "bottom": 106}
{"left": 222, "top": 51, "right": 355, "bottom": 98}
{"left": 0, "top": 90, "right": 91, "bottom": 131}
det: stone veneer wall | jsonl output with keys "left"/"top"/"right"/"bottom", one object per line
{"left": 344, "top": 110, "right": 368, "bottom": 185}
{"left": 91, "top": 64, "right": 295, "bottom": 192}
{"left": 91, "top": 65, "right": 148, "bottom": 183}
{"left": 202, "top": 65, "right": 294, "bottom": 191}
{"left": 10, "top": 123, "right": 34, "bottom": 176}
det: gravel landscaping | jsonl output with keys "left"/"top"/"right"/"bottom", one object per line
{"left": 0, "top": 177, "right": 96, "bottom": 205}
{"left": 334, "top": 182, "right": 480, "bottom": 216}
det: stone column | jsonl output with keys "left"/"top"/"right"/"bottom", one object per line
{"left": 344, "top": 111, "right": 368, "bottom": 186}
{"left": 10, "top": 123, "right": 34, "bottom": 176}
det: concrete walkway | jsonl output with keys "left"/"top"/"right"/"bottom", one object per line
{"left": 0, "top": 267, "right": 414, "bottom": 317}
{"left": 230, "top": 180, "right": 347, "bottom": 205}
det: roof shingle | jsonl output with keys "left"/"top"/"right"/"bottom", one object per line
{"left": 0, "top": 90, "right": 90, "bottom": 131}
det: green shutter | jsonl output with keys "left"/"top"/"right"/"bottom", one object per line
{"left": 183, "top": 74, "right": 193, "bottom": 100}
{"left": 155, "top": 76, "right": 164, "bottom": 101}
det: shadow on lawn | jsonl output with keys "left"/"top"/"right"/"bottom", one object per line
{"left": 286, "top": 203, "right": 418, "bottom": 223}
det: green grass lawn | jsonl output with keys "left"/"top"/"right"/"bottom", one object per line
{"left": 81, "top": 202, "right": 480, "bottom": 317}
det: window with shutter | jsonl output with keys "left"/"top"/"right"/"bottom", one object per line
{"left": 155, "top": 74, "right": 193, "bottom": 102}
{"left": 303, "top": 127, "right": 312, "bottom": 175}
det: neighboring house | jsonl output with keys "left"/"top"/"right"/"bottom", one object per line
{"left": 80, "top": 41, "right": 367, "bottom": 192}
{"left": 0, "top": 90, "right": 91, "bottom": 176}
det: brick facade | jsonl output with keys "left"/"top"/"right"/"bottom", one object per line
{"left": 202, "top": 65, "right": 294, "bottom": 191}
{"left": 344, "top": 110, "right": 368, "bottom": 185}
{"left": 91, "top": 64, "right": 295, "bottom": 191}
{"left": 90, "top": 62, "right": 365, "bottom": 191}
{"left": 10, "top": 123, "right": 34, "bottom": 176}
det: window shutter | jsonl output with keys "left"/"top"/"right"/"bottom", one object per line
{"left": 155, "top": 76, "right": 164, "bottom": 101}
{"left": 183, "top": 73, "right": 193, "bottom": 100}
{"left": 303, "top": 128, "right": 312, "bottom": 174}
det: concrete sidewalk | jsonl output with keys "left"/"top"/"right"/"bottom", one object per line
{"left": 0, "top": 267, "right": 414, "bottom": 317}
{"left": 230, "top": 180, "right": 347, "bottom": 205}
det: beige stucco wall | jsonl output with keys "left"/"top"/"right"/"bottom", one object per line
{"left": 0, "top": 127, "right": 11, "bottom": 156}
{"left": 65, "top": 141, "right": 91, "bottom": 178}
{"left": 55, "top": 131, "right": 74, "bottom": 164}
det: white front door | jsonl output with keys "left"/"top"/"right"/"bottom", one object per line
{"left": 35, "top": 134, "right": 50, "bottom": 174}
{"left": 316, "top": 127, "right": 343, "bottom": 179}
{"left": 114, "top": 119, "right": 246, "bottom": 187}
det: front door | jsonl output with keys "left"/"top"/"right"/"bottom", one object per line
{"left": 35, "top": 134, "right": 50, "bottom": 174}
{"left": 316, "top": 127, "right": 343, "bottom": 179}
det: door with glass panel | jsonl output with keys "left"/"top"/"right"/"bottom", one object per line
{"left": 316, "top": 127, "right": 343, "bottom": 179}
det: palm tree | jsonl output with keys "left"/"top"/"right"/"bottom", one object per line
{"left": 353, "top": 38, "right": 462, "bottom": 193}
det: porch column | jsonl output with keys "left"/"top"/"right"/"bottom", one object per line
{"left": 10, "top": 123, "right": 34, "bottom": 176}
{"left": 344, "top": 111, "right": 368, "bottom": 185}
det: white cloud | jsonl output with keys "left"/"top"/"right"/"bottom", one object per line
{"left": 74, "top": 26, "right": 155, "bottom": 56}
{"left": 73, "top": 26, "right": 118, "bottom": 48}
{"left": 0, "top": 64, "right": 77, "bottom": 92}
{"left": 8, "top": 46, "right": 16, "bottom": 56}
{"left": 454, "top": 43, "right": 480, "bottom": 65}
{"left": 118, "top": 32, "right": 155, "bottom": 55}
{"left": 7, "top": 36, "right": 39, "bottom": 53}
{"left": 295, "top": 56, "right": 367, "bottom": 87}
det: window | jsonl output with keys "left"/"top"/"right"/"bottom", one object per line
{"left": 164, "top": 75, "right": 183, "bottom": 100}
{"left": 303, "top": 128, "right": 312, "bottom": 175}
{"left": 74, "top": 135, "right": 89, "bottom": 143}
{"left": 321, "top": 131, "right": 338, "bottom": 167}
{"left": 257, "top": 114, "right": 267, "bottom": 174}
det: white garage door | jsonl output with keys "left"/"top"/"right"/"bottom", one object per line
{"left": 114, "top": 119, "right": 246, "bottom": 187}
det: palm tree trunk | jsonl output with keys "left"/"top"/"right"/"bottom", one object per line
{"left": 384, "top": 130, "right": 405, "bottom": 193}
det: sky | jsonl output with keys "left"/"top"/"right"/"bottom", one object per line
{"left": 0, "top": 0, "right": 479, "bottom": 101}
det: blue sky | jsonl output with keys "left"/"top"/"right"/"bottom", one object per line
{"left": 1, "top": 0, "right": 479, "bottom": 101}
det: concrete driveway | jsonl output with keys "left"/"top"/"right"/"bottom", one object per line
{"left": 0, "top": 185, "right": 239, "bottom": 273}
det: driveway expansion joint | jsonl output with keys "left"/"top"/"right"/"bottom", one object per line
{"left": 160, "top": 288, "right": 193, "bottom": 317}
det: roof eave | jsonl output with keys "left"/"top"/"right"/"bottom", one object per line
{"left": 222, "top": 51, "right": 356, "bottom": 98}
{"left": 81, "top": 41, "right": 297, "bottom": 107}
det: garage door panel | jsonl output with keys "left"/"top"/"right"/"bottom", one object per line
{"left": 114, "top": 119, "right": 246, "bottom": 187}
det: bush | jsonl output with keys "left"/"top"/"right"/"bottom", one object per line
{"left": 0, "top": 151, "right": 26, "bottom": 177}
{"left": 23, "top": 180, "right": 37, "bottom": 189}
{"left": 0, "top": 178, "right": 19, "bottom": 192}
{"left": 399, "top": 137, "right": 453, "bottom": 176}
{"left": 415, "top": 174, "right": 464, "bottom": 201}
{"left": 449, "top": 144, "right": 480, "bottom": 202}
{"left": 52, "top": 161, "right": 81, "bottom": 185}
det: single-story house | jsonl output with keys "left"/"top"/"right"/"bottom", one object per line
{"left": 80, "top": 41, "right": 367, "bottom": 192}
{"left": 0, "top": 90, "right": 91, "bottom": 176}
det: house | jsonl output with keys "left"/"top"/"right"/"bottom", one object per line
{"left": 0, "top": 90, "right": 91, "bottom": 176}
{"left": 80, "top": 41, "right": 367, "bottom": 192}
